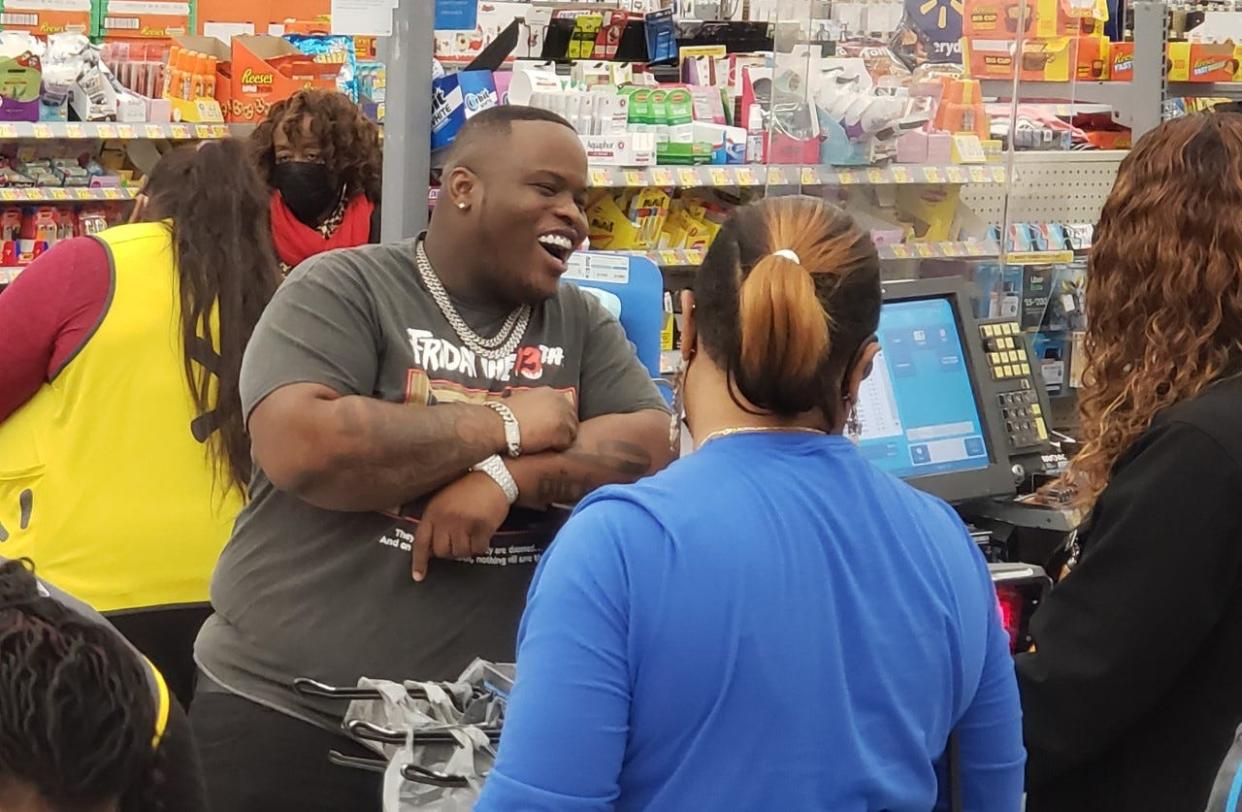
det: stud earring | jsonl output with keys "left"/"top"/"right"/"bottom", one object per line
{"left": 457, "top": 201, "right": 468, "bottom": 210}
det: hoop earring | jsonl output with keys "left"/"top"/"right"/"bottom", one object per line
{"left": 669, "top": 359, "right": 687, "bottom": 450}
{"left": 845, "top": 401, "right": 862, "bottom": 443}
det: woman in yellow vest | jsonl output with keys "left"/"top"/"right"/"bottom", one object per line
{"left": 0, "top": 139, "right": 279, "bottom": 707}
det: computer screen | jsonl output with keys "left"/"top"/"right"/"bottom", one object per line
{"left": 857, "top": 298, "right": 989, "bottom": 478}
{"left": 854, "top": 278, "right": 1015, "bottom": 503}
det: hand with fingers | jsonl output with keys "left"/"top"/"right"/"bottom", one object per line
{"left": 411, "top": 471, "right": 511, "bottom": 582}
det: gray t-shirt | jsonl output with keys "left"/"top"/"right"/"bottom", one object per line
{"left": 195, "top": 239, "right": 665, "bottom": 729}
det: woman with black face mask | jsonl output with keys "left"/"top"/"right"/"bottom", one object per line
{"left": 251, "top": 89, "right": 383, "bottom": 275}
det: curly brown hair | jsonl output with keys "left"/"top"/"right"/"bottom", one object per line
{"left": 1068, "top": 112, "right": 1242, "bottom": 508}
{"left": 250, "top": 89, "right": 382, "bottom": 203}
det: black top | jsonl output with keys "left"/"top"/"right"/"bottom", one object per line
{"left": 1017, "top": 373, "right": 1242, "bottom": 811}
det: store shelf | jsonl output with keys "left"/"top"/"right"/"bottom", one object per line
{"left": 610, "top": 248, "right": 706, "bottom": 267}
{"left": 980, "top": 79, "right": 1142, "bottom": 129}
{"left": 0, "top": 122, "right": 235, "bottom": 140}
{"left": 1166, "top": 82, "right": 1242, "bottom": 99}
{"left": 587, "top": 163, "right": 1007, "bottom": 189}
{"left": 0, "top": 267, "right": 23, "bottom": 284}
{"left": 0, "top": 186, "right": 135, "bottom": 202}
{"left": 877, "top": 241, "right": 1001, "bottom": 261}
{"left": 606, "top": 242, "right": 1088, "bottom": 267}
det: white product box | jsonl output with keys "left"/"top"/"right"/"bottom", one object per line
{"left": 579, "top": 133, "right": 657, "bottom": 166}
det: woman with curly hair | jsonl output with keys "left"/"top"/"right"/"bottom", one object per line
{"left": 1017, "top": 112, "right": 1242, "bottom": 811}
{"left": 0, "top": 557, "right": 204, "bottom": 811}
{"left": 251, "top": 89, "right": 383, "bottom": 274}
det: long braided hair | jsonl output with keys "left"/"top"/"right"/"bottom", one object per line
{"left": 0, "top": 558, "right": 167, "bottom": 811}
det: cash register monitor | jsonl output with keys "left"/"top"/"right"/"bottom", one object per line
{"left": 854, "top": 277, "right": 1015, "bottom": 504}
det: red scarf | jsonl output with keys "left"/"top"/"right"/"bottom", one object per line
{"left": 269, "top": 192, "right": 375, "bottom": 268}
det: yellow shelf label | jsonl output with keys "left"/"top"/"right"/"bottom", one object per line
{"left": 650, "top": 167, "right": 674, "bottom": 186}
{"left": 195, "top": 124, "right": 215, "bottom": 139}
{"left": 170, "top": 124, "right": 192, "bottom": 140}
{"left": 103, "top": 188, "right": 123, "bottom": 200}
{"left": 146, "top": 124, "right": 165, "bottom": 139}
{"left": 49, "top": 188, "right": 70, "bottom": 200}
{"left": 32, "top": 124, "right": 53, "bottom": 139}
{"left": 0, "top": 189, "right": 18, "bottom": 201}
{"left": 915, "top": 243, "right": 937, "bottom": 258}
{"left": 74, "top": 188, "right": 94, "bottom": 200}
{"left": 117, "top": 125, "right": 136, "bottom": 139}
{"left": 969, "top": 166, "right": 989, "bottom": 183}
{"left": 800, "top": 166, "right": 819, "bottom": 185}
{"left": 709, "top": 167, "right": 730, "bottom": 186}
{"left": 65, "top": 123, "right": 86, "bottom": 139}
{"left": 677, "top": 168, "right": 699, "bottom": 186}
{"left": 0, "top": 123, "right": 17, "bottom": 138}
{"left": 96, "top": 124, "right": 118, "bottom": 138}
{"left": 866, "top": 168, "right": 887, "bottom": 184}
{"left": 736, "top": 167, "right": 759, "bottom": 185}
{"left": 890, "top": 244, "right": 911, "bottom": 258}
{"left": 945, "top": 167, "right": 967, "bottom": 184}
{"left": 991, "top": 166, "right": 1006, "bottom": 183}
{"left": 891, "top": 166, "right": 913, "bottom": 183}
{"left": 1006, "top": 250, "right": 1074, "bottom": 266}
{"left": 922, "top": 167, "right": 944, "bottom": 183}
{"left": 624, "top": 169, "right": 646, "bottom": 187}
{"left": 590, "top": 168, "right": 612, "bottom": 186}
{"left": 767, "top": 167, "right": 787, "bottom": 185}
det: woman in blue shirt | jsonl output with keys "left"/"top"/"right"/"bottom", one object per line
{"left": 477, "top": 196, "right": 1024, "bottom": 811}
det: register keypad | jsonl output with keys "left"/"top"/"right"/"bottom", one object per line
{"left": 979, "top": 320, "right": 1049, "bottom": 452}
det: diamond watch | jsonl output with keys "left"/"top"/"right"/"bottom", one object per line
{"left": 485, "top": 401, "right": 521, "bottom": 458}
{"left": 471, "top": 454, "right": 519, "bottom": 505}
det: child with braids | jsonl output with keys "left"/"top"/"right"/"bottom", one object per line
{"left": 0, "top": 558, "right": 204, "bottom": 812}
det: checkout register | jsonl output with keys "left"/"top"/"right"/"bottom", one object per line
{"left": 855, "top": 276, "right": 1071, "bottom": 652}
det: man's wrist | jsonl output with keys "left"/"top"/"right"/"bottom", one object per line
{"left": 470, "top": 454, "right": 519, "bottom": 504}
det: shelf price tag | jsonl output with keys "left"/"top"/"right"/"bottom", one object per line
{"left": 117, "top": 125, "right": 136, "bottom": 139}
{"left": 966, "top": 242, "right": 988, "bottom": 256}
{"left": 590, "top": 168, "right": 613, "bottom": 186}
{"left": 709, "top": 167, "right": 731, "bottom": 186}
{"left": 915, "top": 243, "right": 937, "bottom": 258}
{"left": 766, "top": 167, "right": 787, "bottom": 185}
{"left": 103, "top": 188, "right": 123, "bottom": 200}
{"left": 890, "top": 244, "right": 911, "bottom": 259}
{"left": 677, "top": 167, "right": 699, "bottom": 187}
{"left": 49, "top": 188, "right": 70, "bottom": 201}
{"left": 658, "top": 249, "right": 680, "bottom": 266}
{"left": 650, "top": 167, "right": 674, "bottom": 186}
{"left": 945, "top": 166, "right": 967, "bottom": 184}
{"left": 969, "top": 166, "right": 989, "bottom": 183}
{"left": 0, "top": 123, "right": 17, "bottom": 139}
{"left": 891, "top": 166, "right": 913, "bottom": 184}
{"left": 734, "top": 167, "right": 757, "bottom": 185}
{"left": 96, "top": 123, "right": 118, "bottom": 138}
{"left": 73, "top": 188, "right": 94, "bottom": 200}
{"left": 146, "top": 124, "right": 166, "bottom": 139}
{"left": 32, "top": 123, "right": 53, "bottom": 139}
{"left": 921, "top": 167, "right": 944, "bottom": 184}
{"left": 991, "top": 166, "right": 1006, "bottom": 183}
{"left": 800, "top": 166, "right": 819, "bottom": 185}
{"left": 866, "top": 168, "right": 887, "bottom": 184}
{"left": 0, "top": 189, "right": 19, "bottom": 201}
{"left": 211, "top": 124, "right": 229, "bottom": 138}
{"left": 65, "top": 123, "right": 86, "bottom": 139}
{"left": 170, "top": 124, "right": 191, "bottom": 140}
{"left": 195, "top": 124, "right": 215, "bottom": 139}
{"left": 837, "top": 169, "right": 859, "bottom": 185}
{"left": 21, "top": 188, "right": 39, "bottom": 201}
{"left": 624, "top": 169, "right": 646, "bottom": 187}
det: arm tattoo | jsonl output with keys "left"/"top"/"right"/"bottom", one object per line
{"left": 533, "top": 439, "right": 653, "bottom": 505}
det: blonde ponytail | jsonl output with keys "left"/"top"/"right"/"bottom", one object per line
{"left": 736, "top": 252, "right": 831, "bottom": 414}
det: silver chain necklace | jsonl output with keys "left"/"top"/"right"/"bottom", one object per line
{"left": 414, "top": 238, "right": 531, "bottom": 360}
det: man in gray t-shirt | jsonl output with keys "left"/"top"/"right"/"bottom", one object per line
{"left": 191, "top": 107, "right": 671, "bottom": 811}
